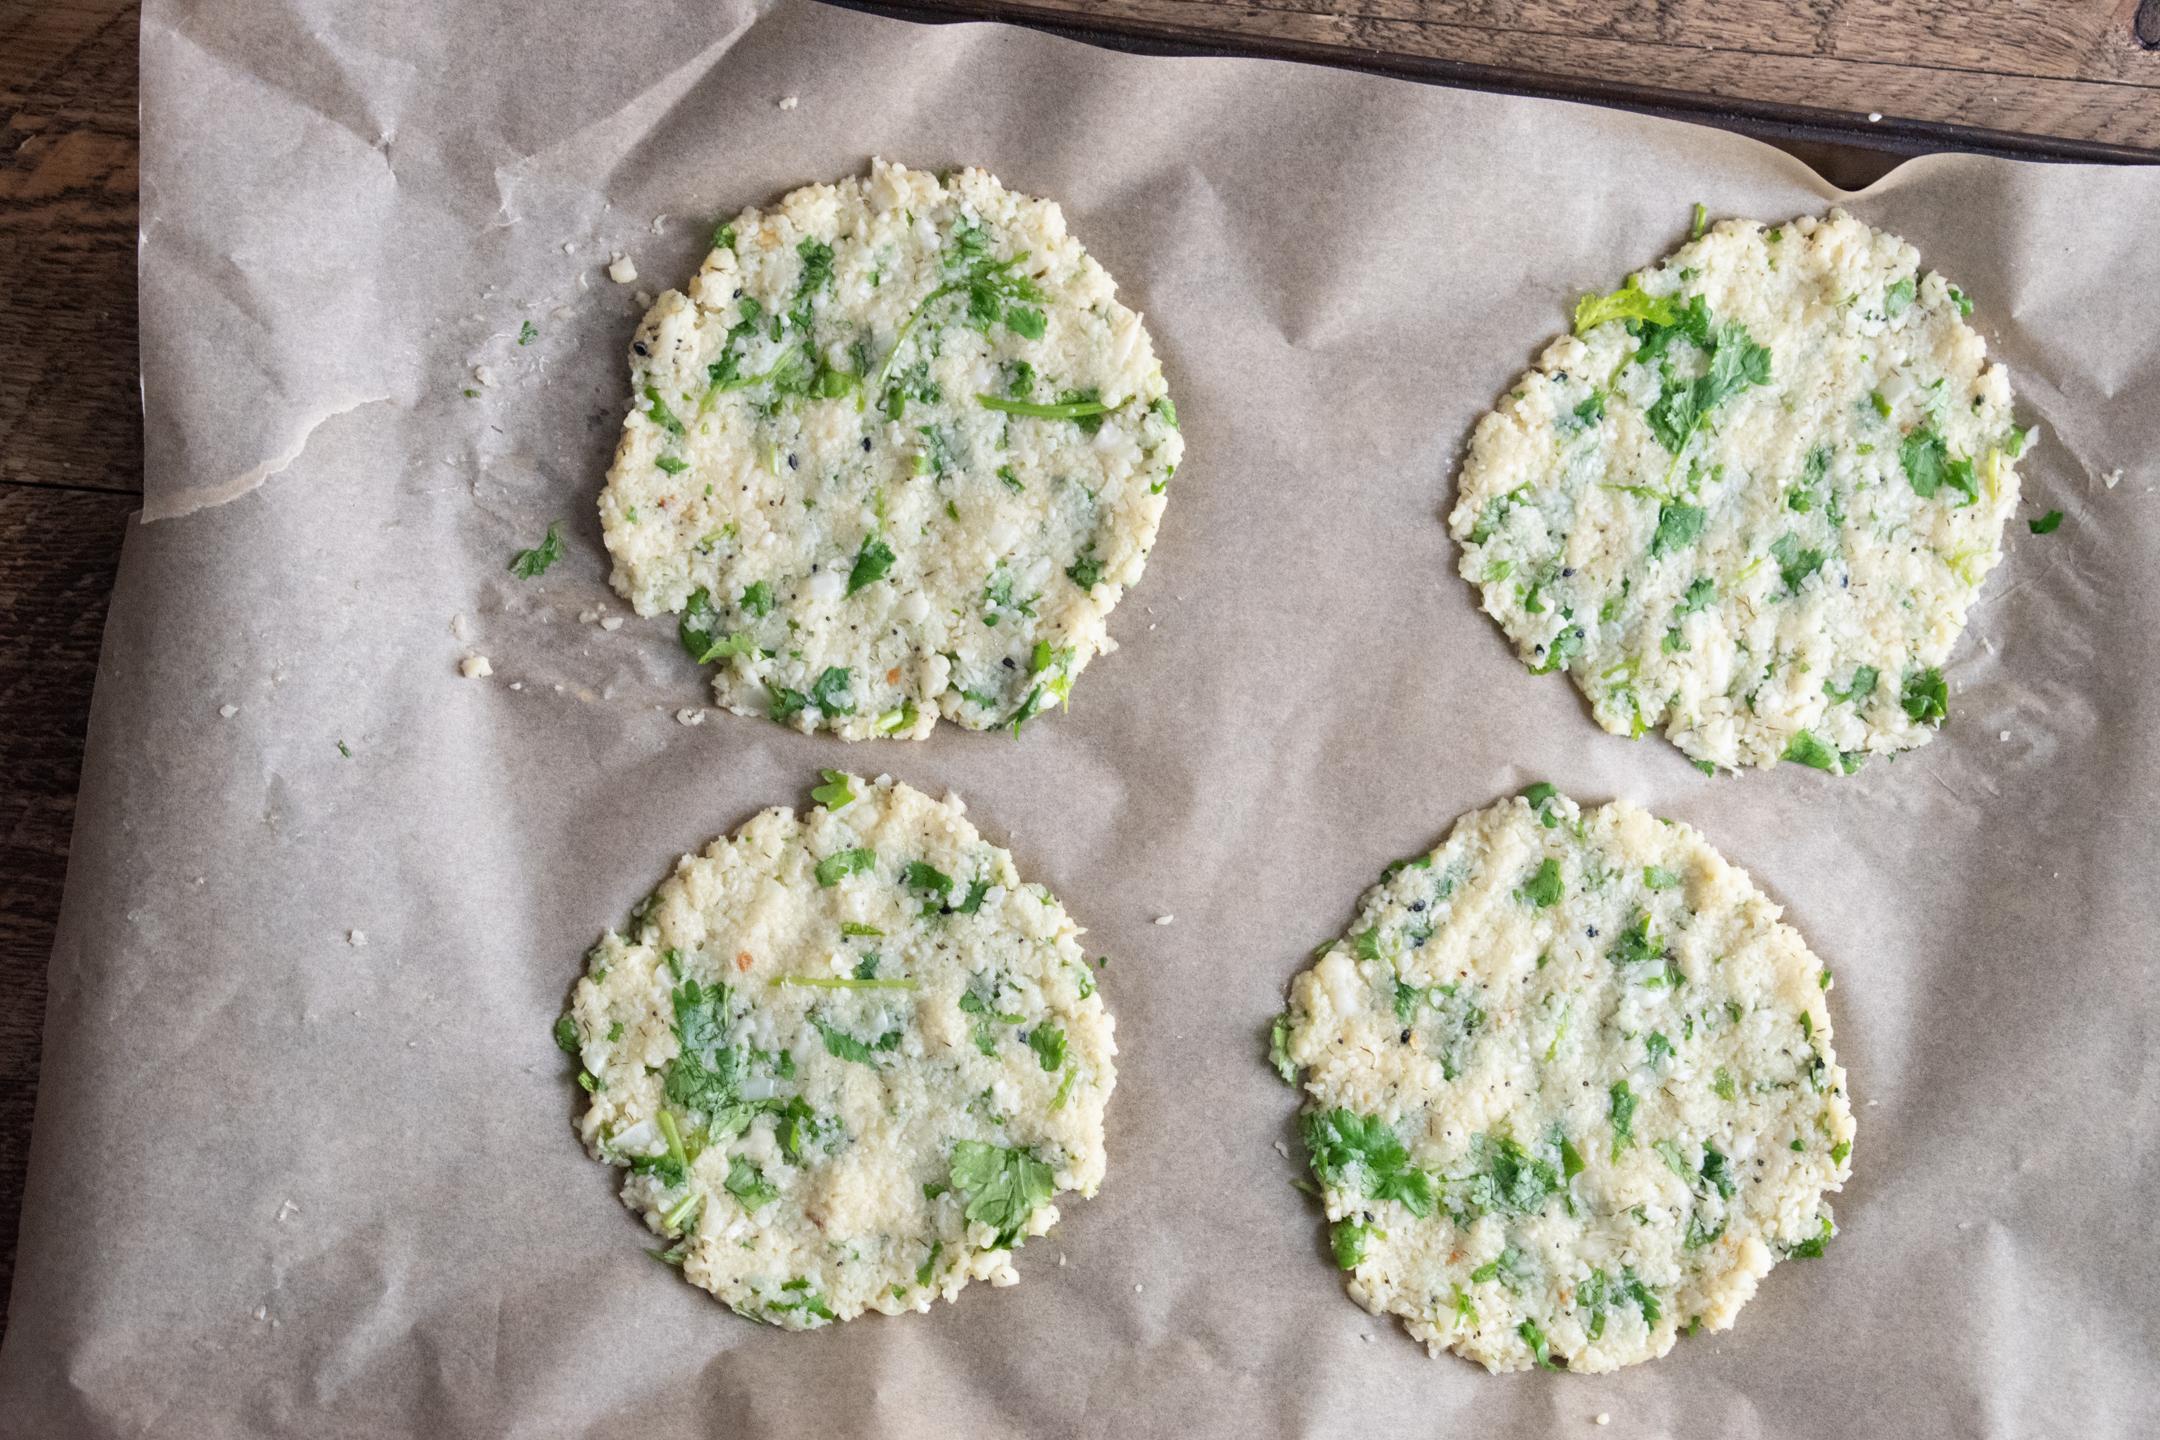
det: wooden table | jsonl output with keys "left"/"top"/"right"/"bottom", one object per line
{"left": 1, "top": 0, "right": 2153, "bottom": 1336}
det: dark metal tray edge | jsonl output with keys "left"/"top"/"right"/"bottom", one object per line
{"left": 834, "top": 0, "right": 2159, "bottom": 170}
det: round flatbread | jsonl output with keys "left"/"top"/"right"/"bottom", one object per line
{"left": 600, "top": 159, "right": 1181, "bottom": 740}
{"left": 1449, "top": 209, "right": 2032, "bottom": 772}
{"left": 557, "top": 772, "right": 1115, "bottom": 1327}
{"left": 1274, "top": 787, "right": 1854, "bottom": 1372}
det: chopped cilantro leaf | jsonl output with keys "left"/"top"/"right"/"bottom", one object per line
{"left": 1883, "top": 276, "right": 1915, "bottom": 318}
{"left": 1573, "top": 279, "right": 1680, "bottom": 336}
{"left": 811, "top": 769, "right": 856, "bottom": 809}
{"left": 905, "top": 861, "right": 954, "bottom": 901}
{"left": 841, "top": 922, "right": 883, "bottom": 937}
{"left": 1383, "top": 851, "right": 1435, "bottom": 880}
{"left": 1609, "top": 1080, "right": 1638, "bottom": 1158}
{"left": 1302, "top": 1109, "right": 1435, "bottom": 1218}
{"left": 948, "top": 1140, "right": 1055, "bottom": 1249}
{"left": 1643, "top": 865, "right": 1681, "bottom": 893}
{"left": 814, "top": 848, "right": 876, "bottom": 887}
{"left": 1573, "top": 392, "right": 1606, "bottom": 425}
{"left": 1518, "top": 1318, "right": 1558, "bottom": 1370}
{"left": 1650, "top": 502, "right": 1707, "bottom": 558}
{"left": 642, "top": 386, "right": 686, "bottom": 437}
{"left": 1900, "top": 427, "right": 1977, "bottom": 503}
{"left": 808, "top": 666, "right": 855, "bottom": 715}
{"left": 1268, "top": 1013, "right": 1299, "bottom": 1084}
{"left": 815, "top": 1016, "right": 899, "bottom": 1065}
{"left": 1770, "top": 533, "right": 1829, "bottom": 595}
{"left": 1028, "top": 1023, "right": 1066, "bottom": 1072}
{"left": 2029, "top": 510, "right": 2063, "bottom": 534}
{"left": 1331, "top": 1219, "right": 1379, "bottom": 1270}
{"left": 1521, "top": 858, "right": 1564, "bottom": 908}
{"left": 725, "top": 1155, "right": 778, "bottom": 1210}
{"left": 955, "top": 878, "right": 991, "bottom": 914}
{"left": 1645, "top": 1030, "right": 1674, "bottom": 1066}
{"left": 1782, "top": 730, "right": 1841, "bottom": 771}
{"left": 1522, "top": 782, "right": 1562, "bottom": 827}
{"left": 518, "top": 320, "right": 538, "bottom": 345}
{"left": 1901, "top": 667, "right": 1948, "bottom": 724}
{"left": 848, "top": 537, "right": 896, "bottom": 595}
{"left": 915, "top": 1239, "right": 944, "bottom": 1286}
{"left": 1713, "top": 1065, "right": 1737, "bottom": 1101}
{"left": 553, "top": 1013, "right": 580, "bottom": 1054}
{"left": 678, "top": 586, "right": 756, "bottom": 663}
{"left": 511, "top": 522, "right": 565, "bottom": 579}
{"left": 1825, "top": 665, "right": 1878, "bottom": 705}
{"left": 1789, "top": 1214, "right": 1834, "bottom": 1259}
{"left": 1065, "top": 545, "right": 1104, "bottom": 590}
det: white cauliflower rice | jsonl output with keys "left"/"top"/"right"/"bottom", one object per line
{"left": 1274, "top": 787, "right": 1853, "bottom": 1372}
{"left": 557, "top": 772, "right": 1115, "bottom": 1327}
{"left": 600, "top": 159, "right": 1181, "bottom": 739}
{"left": 1450, "top": 210, "right": 2032, "bottom": 772}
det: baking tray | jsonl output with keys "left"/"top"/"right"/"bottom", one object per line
{"left": 837, "top": 0, "right": 2160, "bottom": 190}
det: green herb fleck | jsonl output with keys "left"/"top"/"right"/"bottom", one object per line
{"left": 948, "top": 1140, "right": 1055, "bottom": 1249}
{"left": 1782, "top": 729, "right": 1841, "bottom": 772}
{"left": 814, "top": 848, "right": 876, "bottom": 887}
{"left": 1573, "top": 279, "right": 1680, "bottom": 336}
{"left": 1521, "top": 858, "right": 1564, "bottom": 908}
{"left": 726, "top": 1155, "right": 779, "bottom": 1210}
{"left": 848, "top": 537, "right": 896, "bottom": 595}
{"left": 1302, "top": 1109, "right": 1434, "bottom": 1217}
{"left": 1825, "top": 665, "right": 1878, "bottom": 705}
{"left": 1028, "top": 1023, "right": 1066, "bottom": 1072}
{"left": 1268, "top": 1013, "right": 1299, "bottom": 1084}
{"left": 1651, "top": 503, "right": 1707, "bottom": 558}
{"left": 2029, "top": 510, "right": 2063, "bottom": 534}
{"left": 1901, "top": 667, "right": 1948, "bottom": 724}
{"left": 1522, "top": 782, "right": 1562, "bottom": 828}
{"left": 1609, "top": 1080, "right": 1638, "bottom": 1159}
{"left": 811, "top": 769, "right": 856, "bottom": 809}
{"left": 1331, "top": 1219, "right": 1380, "bottom": 1270}
{"left": 1900, "top": 428, "right": 1977, "bottom": 504}
{"left": 510, "top": 522, "right": 565, "bottom": 579}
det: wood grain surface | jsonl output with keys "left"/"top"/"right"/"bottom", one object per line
{"left": 924, "top": 0, "right": 2160, "bottom": 152}
{"left": 0, "top": 0, "right": 2152, "bottom": 1343}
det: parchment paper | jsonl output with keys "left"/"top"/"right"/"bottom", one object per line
{"left": 7, "top": 0, "right": 2157, "bottom": 1433}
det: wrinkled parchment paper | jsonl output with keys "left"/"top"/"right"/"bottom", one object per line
{"left": 8, "top": 0, "right": 2158, "bottom": 1433}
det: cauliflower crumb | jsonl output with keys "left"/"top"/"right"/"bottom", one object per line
{"left": 349, "top": 930, "right": 367, "bottom": 947}
{"left": 472, "top": 364, "right": 498, "bottom": 388}
{"left": 676, "top": 708, "right": 707, "bottom": 726}
{"left": 218, "top": 704, "right": 239, "bottom": 719}
{"left": 460, "top": 656, "right": 493, "bottom": 679}
{"left": 600, "top": 616, "right": 624, "bottom": 632}
{"left": 779, "top": 95, "right": 799, "bottom": 110}
{"left": 607, "top": 254, "right": 638, "bottom": 284}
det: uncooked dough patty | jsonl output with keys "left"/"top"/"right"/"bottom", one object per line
{"left": 557, "top": 772, "right": 1115, "bottom": 1327}
{"left": 600, "top": 159, "right": 1181, "bottom": 740}
{"left": 1275, "top": 786, "right": 1854, "bottom": 1371}
{"left": 1449, "top": 210, "right": 2031, "bottom": 772}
